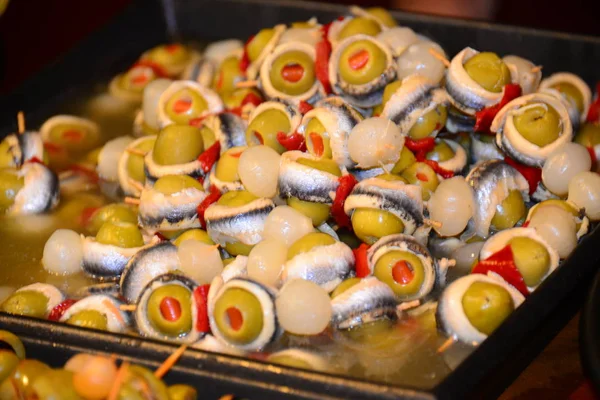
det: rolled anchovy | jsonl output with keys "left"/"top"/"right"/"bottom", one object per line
{"left": 59, "top": 294, "right": 130, "bottom": 333}
{"left": 247, "top": 100, "right": 302, "bottom": 146}
{"left": 435, "top": 139, "right": 468, "bottom": 174}
{"left": 202, "top": 112, "right": 247, "bottom": 153}
{"left": 208, "top": 165, "right": 245, "bottom": 194}
{"left": 0, "top": 131, "right": 44, "bottom": 168}
{"left": 205, "top": 198, "right": 274, "bottom": 246}
{"left": 81, "top": 237, "right": 143, "bottom": 281}
{"left": 209, "top": 277, "right": 280, "bottom": 351}
{"left": 8, "top": 162, "right": 59, "bottom": 216}
{"left": 245, "top": 24, "right": 286, "bottom": 81}
{"left": 135, "top": 273, "right": 202, "bottom": 343}
{"left": 282, "top": 241, "right": 354, "bottom": 293}
{"left": 144, "top": 151, "right": 206, "bottom": 185}
{"left": 381, "top": 75, "right": 448, "bottom": 136}
{"left": 118, "top": 136, "right": 155, "bottom": 197}
{"left": 446, "top": 107, "right": 475, "bottom": 134}
{"left": 344, "top": 177, "right": 424, "bottom": 234}
{"left": 138, "top": 186, "right": 207, "bottom": 232}
{"left": 539, "top": 72, "right": 592, "bottom": 124}
{"left": 330, "top": 277, "right": 397, "bottom": 330}
{"left": 119, "top": 241, "right": 180, "bottom": 303}
{"left": 156, "top": 80, "right": 223, "bottom": 129}
{"left": 15, "top": 283, "right": 64, "bottom": 317}
{"left": 74, "top": 283, "right": 120, "bottom": 299}
{"left": 465, "top": 160, "right": 529, "bottom": 238}
{"left": 329, "top": 34, "right": 396, "bottom": 108}
{"left": 278, "top": 151, "right": 339, "bottom": 204}
{"left": 470, "top": 134, "right": 504, "bottom": 164}
{"left": 502, "top": 55, "right": 542, "bottom": 95}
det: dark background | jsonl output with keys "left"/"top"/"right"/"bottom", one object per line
{"left": 0, "top": 0, "right": 599, "bottom": 94}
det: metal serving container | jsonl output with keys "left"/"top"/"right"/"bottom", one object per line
{"left": 0, "top": 1, "right": 599, "bottom": 398}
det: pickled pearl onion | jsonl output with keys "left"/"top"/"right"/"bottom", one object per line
{"left": 347, "top": 117, "right": 404, "bottom": 168}
{"left": 542, "top": 142, "right": 592, "bottom": 197}
{"left": 263, "top": 206, "right": 314, "bottom": 247}
{"left": 177, "top": 240, "right": 223, "bottom": 285}
{"left": 247, "top": 239, "right": 287, "bottom": 287}
{"left": 428, "top": 176, "right": 474, "bottom": 237}
{"left": 529, "top": 205, "right": 577, "bottom": 259}
{"left": 42, "top": 229, "right": 83, "bottom": 276}
{"left": 276, "top": 279, "right": 332, "bottom": 335}
{"left": 238, "top": 145, "right": 281, "bottom": 198}
{"left": 568, "top": 171, "right": 600, "bottom": 221}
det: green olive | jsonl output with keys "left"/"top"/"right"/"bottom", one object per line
{"left": 65, "top": 310, "right": 109, "bottom": 331}
{"left": 374, "top": 250, "right": 425, "bottom": 297}
{"left": 552, "top": 82, "right": 584, "bottom": 113}
{"left": 222, "top": 88, "right": 263, "bottom": 109}
{"left": 269, "top": 50, "right": 316, "bottom": 96}
{"left": 31, "top": 368, "right": 81, "bottom": 400}
{"left": 247, "top": 28, "right": 276, "bottom": 62}
{"left": 11, "top": 359, "right": 51, "bottom": 398}
{"left": 374, "top": 173, "right": 407, "bottom": 182}
{"left": 305, "top": 118, "right": 332, "bottom": 159}
{"left": 198, "top": 125, "right": 216, "bottom": 149}
{"left": 286, "top": 197, "right": 330, "bottom": 226}
{"left": 339, "top": 40, "right": 386, "bottom": 86}
{"left": 351, "top": 209, "right": 405, "bottom": 244}
{"left": 168, "top": 384, "right": 198, "bottom": 400}
{"left": 401, "top": 162, "right": 439, "bottom": 201}
{"left": 140, "top": 121, "right": 160, "bottom": 137}
{"left": 291, "top": 21, "right": 314, "bottom": 29}
{"left": 331, "top": 277, "right": 361, "bottom": 298}
{"left": 426, "top": 140, "right": 455, "bottom": 162}
{"left": 147, "top": 284, "right": 192, "bottom": 337}
{"left": 214, "top": 288, "right": 264, "bottom": 344}
{"left": 490, "top": 190, "right": 526, "bottom": 231}
{"left": 119, "top": 67, "right": 154, "bottom": 93}
{"left": 409, "top": 105, "right": 448, "bottom": 139}
{"left": 268, "top": 354, "right": 313, "bottom": 370}
{"left": 121, "top": 365, "right": 170, "bottom": 400}
{"left": 215, "top": 146, "right": 247, "bottom": 182}
{"left": 513, "top": 103, "right": 561, "bottom": 147}
{"left": 153, "top": 175, "right": 204, "bottom": 195}
{"left": 508, "top": 236, "right": 551, "bottom": 287}
{"left": 87, "top": 203, "right": 138, "bottom": 235}
{"left": 217, "top": 190, "right": 258, "bottom": 207}
{"left": 145, "top": 44, "right": 189, "bottom": 68}
{"left": 0, "top": 290, "right": 48, "bottom": 318}
{"left": 0, "top": 330, "right": 26, "bottom": 359}
{"left": 173, "top": 229, "right": 214, "bottom": 246}
{"left": 47, "top": 123, "right": 97, "bottom": 152}
{"left": 96, "top": 221, "right": 144, "bottom": 248}
{"left": 127, "top": 137, "right": 156, "bottom": 184}
{"left": 0, "top": 352, "right": 19, "bottom": 383}
{"left": 246, "top": 109, "right": 290, "bottom": 154}
{"left": 337, "top": 17, "right": 382, "bottom": 40}
{"left": 224, "top": 242, "right": 254, "bottom": 257}
{"left": 296, "top": 157, "right": 342, "bottom": 176}
{"left": 165, "top": 88, "right": 209, "bottom": 125}
{"left": 463, "top": 52, "right": 511, "bottom": 93}
{"left": 0, "top": 168, "right": 23, "bottom": 213}
{"left": 213, "top": 55, "right": 244, "bottom": 94}
{"left": 366, "top": 7, "right": 397, "bottom": 27}
{"left": 461, "top": 281, "right": 514, "bottom": 335}
{"left": 0, "top": 140, "right": 17, "bottom": 169}
{"left": 287, "top": 232, "right": 337, "bottom": 260}
{"left": 153, "top": 125, "right": 204, "bottom": 166}
{"left": 575, "top": 123, "right": 600, "bottom": 148}
{"left": 159, "top": 230, "right": 184, "bottom": 240}
{"left": 391, "top": 146, "right": 417, "bottom": 174}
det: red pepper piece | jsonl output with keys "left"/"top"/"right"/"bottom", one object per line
{"left": 404, "top": 137, "right": 436, "bottom": 153}
{"left": 173, "top": 99, "right": 192, "bottom": 114}
{"left": 474, "top": 84, "right": 522, "bottom": 134}
{"left": 522, "top": 220, "right": 530, "bottom": 228}
{"left": 48, "top": 299, "right": 77, "bottom": 321}
{"left": 154, "top": 232, "right": 169, "bottom": 242}
{"left": 392, "top": 261, "right": 414, "bottom": 284}
{"left": 353, "top": 243, "right": 371, "bottom": 278}
{"left": 298, "top": 100, "right": 313, "bottom": 114}
{"left": 241, "top": 92, "right": 263, "bottom": 107}
{"left": 348, "top": 49, "right": 369, "bottom": 70}
{"left": 308, "top": 132, "right": 324, "bottom": 157}
{"left": 193, "top": 284, "right": 211, "bottom": 333}
{"left": 26, "top": 157, "right": 45, "bottom": 165}
{"left": 281, "top": 64, "right": 304, "bottom": 83}
{"left": 315, "top": 23, "right": 333, "bottom": 95}
{"left": 239, "top": 34, "right": 255, "bottom": 73}
{"left": 416, "top": 172, "right": 429, "bottom": 182}
{"left": 189, "top": 114, "right": 210, "bottom": 127}
{"left": 62, "top": 129, "right": 83, "bottom": 142}
{"left": 471, "top": 244, "right": 529, "bottom": 296}
{"left": 276, "top": 131, "right": 307, "bottom": 152}
{"left": 586, "top": 82, "right": 600, "bottom": 123}
{"left": 197, "top": 141, "right": 221, "bottom": 174}
{"left": 422, "top": 160, "right": 455, "bottom": 179}
{"left": 226, "top": 307, "right": 244, "bottom": 331}
{"left": 160, "top": 297, "right": 182, "bottom": 322}
{"left": 131, "top": 60, "right": 169, "bottom": 78}
{"left": 504, "top": 156, "right": 541, "bottom": 196}
{"left": 331, "top": 174, "right": 358, "bottom": 230}
{"left": 197, "top": 185, "right": 221, "bottom": 229}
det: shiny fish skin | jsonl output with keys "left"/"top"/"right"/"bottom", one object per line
{"left": 9, "top": 162, "right": 59, "bottom": 215}
{"left": 205, "top": 198, "right": 274, "bottom": 246}
{"left": 279, "top": 151, "right": 339, "bottom": 204}
{"left": 81, "top": 238, "right": 142, "bottom": 281}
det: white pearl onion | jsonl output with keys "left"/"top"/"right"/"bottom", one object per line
{"left": 143, "top": 79, "right": 172, "bottom": 130}
{"left": 348, "top": 117, "right": 404, "bottom": 169}
{"left": 177, "top": 240, "right": 223, "bottom": 284}
{"left": 568, "top": 171, "right": 600, "bottom": 221}
{"left": 276, "top": 279, "right": 332, "bottom": 335}
{"left": 542, "top": 143, "right": 591, "bottom": 197}
{"left": 42, "top": 229, "right": 83, "bottom": 275}
{"left": 97, "top": 136, "right": 134, "bottom": 182}
{"left": 263, "top": 206, "right": 315, "bottom": 247}
{"left": 396, "top": 41, "right": 447, "bottom": 84}
{"left": 238, "top": 145, "right": 281, "bottom": 198}
{"left": 428, "top": 177, "right": 475, "bottom": 237}
{"left": 529, "top": 205, "right": 577, "bottom": 259}
{"left": 247, "top": 239, "right": 287, "bottom": 288}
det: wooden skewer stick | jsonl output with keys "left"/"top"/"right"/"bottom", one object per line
{"left": 124, "top": 197, "right": 141, "bottom": 205}
{"left": 428, "top": 48, "right": 450, "bottom": 68}
{"left": 126, "top": 148, "right": 148, "bottom": 157}
{"left": 424, "top": 218, "right": 443, "bottom": 229}
{"left": 58, "top": 170, "right": 77, "bottom": 181}
{"left": 17, "top": 111, "right": 25, "bottom": 134}
{"left": 154, "top": 344, "right": 188, "bottom": 379}
{"left": 108, "top": 361, "right": 130, "bottom": 400}
{"left": 531, "top": 65, "right": 543, "bottom": 74}
{"left": 397, "top": 299, "right": 421, "bottom": 312}
{"left": 119, "top": 304, "right": 137, "bottom": 312}
{"left": 235, "top": 80, "right": 258, "bottom": 89}
{"left": 437, "top": 337, "right": 455, "bottom": 353}
{"left": 128, "top": 178, "right": 145, "bottom": 192}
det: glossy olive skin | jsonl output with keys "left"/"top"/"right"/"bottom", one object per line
{"left": 146, "top": 284, "right": 193, "bottom": 337}
{"left": 337, "top": 17, "right": 382, "bottom": 40}
{"left": 286, "top": 197, "right": 330, "bottom": 226}
{"left": 168, "top": 384, "right": 198, "bottom": 400}
{"left": 245, "top": 109, "right": 290, "bottom": 154}
{"left": 164, "top": 88, "right": 208, "bottom": 125}
{"left": 153, "top": 125, "right": 204, "bottom": 166}
{"left": 95, "top": 221, "right": 144, "bottom": 249}
{"left": 269, "top": 51, "right": 315, "bottom": 96}
{"left": 490, "top": 190, "right": 526, "bottom": 231}
{"left": 401, "top": 162, "right": 439, "bottom": 201}
{"left": 0, "top": 290, "right": 48, "bottom": 318}
{"left": 338, "top": 40, "right": 387, "bottom": 86}
{"left": 65, "top": 310, "right": 109, "bottom": 331}
{"left": 461, "top": 281, "right": 514, "bottom": 335}
{"left": 351, "top": 208, "right": 405, "bottom": 245}
{"left": 374, "top": 250, "right": 425, "bottom": 298}
{"left": 508, "top": 236, "right": 551, "bottom": 287}
{"left": 247, "top": 28, "right": 276, "bottom": 62}
{"left": 513, "top": 103, "right": 561, "bottom": 147}
{"left": 0, "top": 168, "right": 24, "bottom": 213}
{"left": 330, "top": 277, "right": 361, "bottom": 298}
{"left": 463, "top": 52, "right": 511, "bottom": 93}
{"left": 552, "top": 82, "right": 584, "bottom": 113}
{"left": 213, "top": 288, "right": 264, "bottom": 345}
{"left": 287, "top": 232, "right": 337, "bottom": 260}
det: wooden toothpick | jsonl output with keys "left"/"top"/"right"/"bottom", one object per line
{"left": 437, "top": 337, "right": 455, "bottom": 353}
{"left": 17, "top": 111, "right": 25, "bottom": 134}
{"left": 235, "top": 80, "right": 258, "bottom": 89}
{"left": 126, "top": 148, "right": 148, "bottom": 157}
{"left": 128, "top": 178, "right": 145, "bottom": 192}
{"left": 428, "top": 48, "right": 450, "bottom": 68}
{"left": 124, "top": 197, "right": 141, "bottom": 205}
{"left": 530, "top": 65, "right": 543, "bottom": 74}
{"left": 154, "top": 344, "right": 188, "bottom": 379}
{"left": 424, "top": 218, "right": 443, "bottom": 229}
{"left": 119, "top": 304, "right": 137, "bottom": 312}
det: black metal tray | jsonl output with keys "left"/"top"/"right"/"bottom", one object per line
{"left": 1, "top": 1, "right": 600, "bottom": 399}
{"left": 580, "top": 264, "right": 600, "bottom": 392}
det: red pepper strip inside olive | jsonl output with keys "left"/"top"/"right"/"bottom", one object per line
{"left": 160, "top": 297, "right": 182, "bottom": 322}
{"left": 392, "top": 261, "right": 414, "bottom": 285}
{"left": 471, "top": 245, "right": 529, "bottom": 296}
